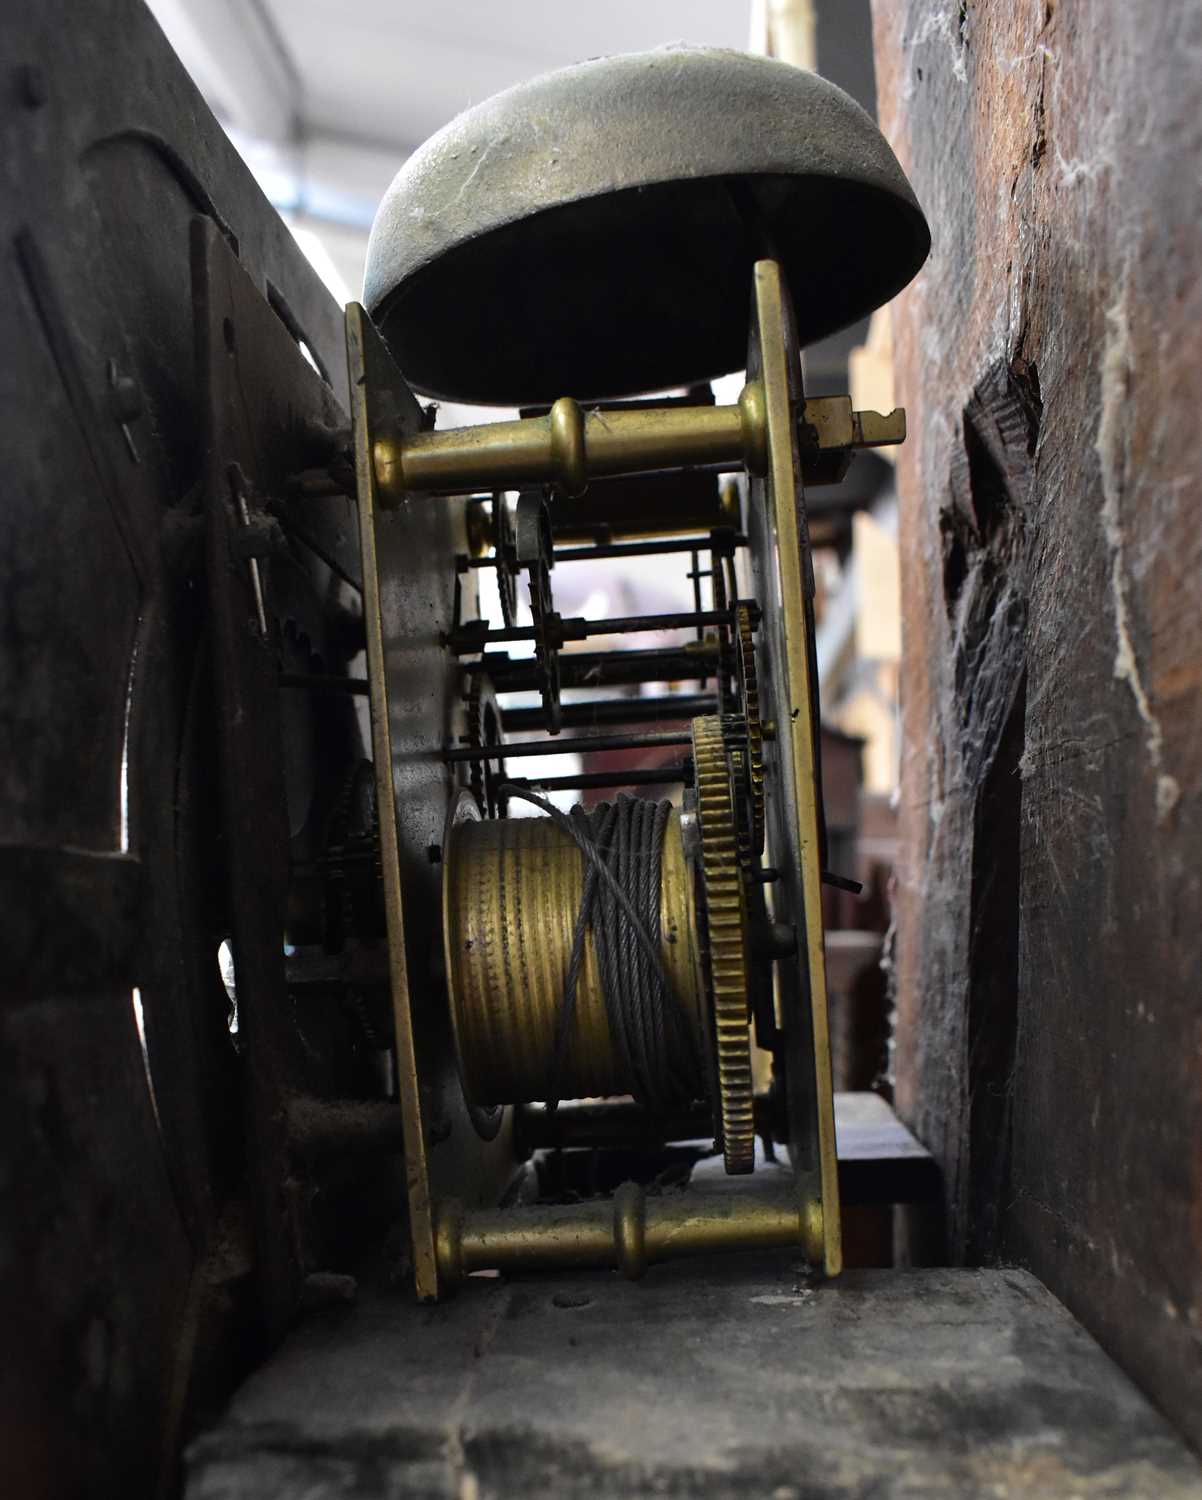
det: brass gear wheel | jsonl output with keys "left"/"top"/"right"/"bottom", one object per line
{"left": 515, "top": 493, "right": 561, "bottom": 733}
{"left": 691, "top": 714, "right": 755, "bottom": 1173}
{"left": 465, "top": 672, "right": 506, "bottom": 818}
{"left": 492, "top": 493, "right": 518, "bottom": 628}
{"left": 735, "top": 602, "right": 765, "bottom": 859}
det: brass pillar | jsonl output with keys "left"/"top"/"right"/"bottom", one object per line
{"left": 434, "top": 1182, "right": 823, "bottom": 1286}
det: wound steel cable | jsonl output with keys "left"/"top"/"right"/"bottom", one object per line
{"left": 497, "top": 785, "right": 705, "bottom": 1115}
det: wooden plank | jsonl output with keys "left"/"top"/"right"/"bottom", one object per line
{"left": 0, "top": 847, "right": 142, "bottom": 999}
{"left": 872, "top": 0, "right": 1202, "bottom": 1449}
{"left": 0, "top": 2, "right": 351, "bottom": 1491}
{"left": 194, "top": 216, "right": 352, "bottom": 1338}
{"left": 834, "top": 1091, "right": 939, "bottom": 1207}
{"left": 186, "top": 1266, "right": 1202, "bottom": 1498}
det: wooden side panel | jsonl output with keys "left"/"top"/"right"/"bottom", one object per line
{"left": 0, "top": 3, "right": 350, "bottom": 1493}
{"left": 873, "top": 0, "right": 1202, "bottom": 1448}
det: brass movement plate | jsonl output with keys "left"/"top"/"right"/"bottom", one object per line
{"left": 744, "top": 259, "right": 843, "bottom": 1275}
{"left": 346, "top": 305, "right": 514, "bottom": 1301}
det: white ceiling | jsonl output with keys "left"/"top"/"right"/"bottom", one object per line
{"left": 148, "top": 0, "right": 752, "bottom": 299}
{"left": 267, "top": 0, "right": 750, "bottom": 151}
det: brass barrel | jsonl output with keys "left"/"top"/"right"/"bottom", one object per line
{"left": 442, "top": 807, "right": 705, "bottom": 1106}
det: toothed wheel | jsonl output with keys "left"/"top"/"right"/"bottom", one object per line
{"left": 734, "top": 602, "right": 765, "bottom": 859}
{"left": 691, "top": 714, "right": 755, "bottom": 1174}
{"left": 515, "top": 493, "right": 561, "bottom": 733}
{"left": 492, "top": 493, "right": 518, "bottom": 629}
{"left": 465, "top": 672, "right": 507, "bottom": 818}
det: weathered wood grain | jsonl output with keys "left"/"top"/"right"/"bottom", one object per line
{"left": 186, "top": 1265, "right": 1202, "bottom": 1498}
{"left": 873, "top": 0, "right": 1202, "bottom": 1451}
{"left": 0, "top": 3, "right": 349, "bottom": 1493}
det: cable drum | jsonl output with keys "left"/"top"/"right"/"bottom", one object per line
{"left": 442, "top": 792, "right": 708, "bottom": 1112}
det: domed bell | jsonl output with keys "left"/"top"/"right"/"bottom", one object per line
{"left": 364, "top": 47, "right": 930, "bottom": 406}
